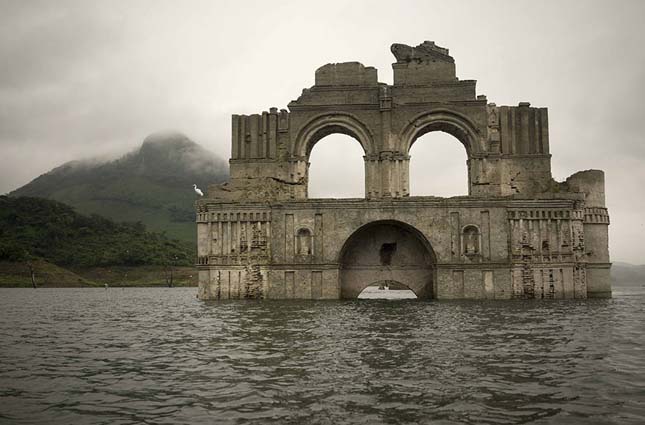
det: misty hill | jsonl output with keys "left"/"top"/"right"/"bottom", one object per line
{"left": 0, "top": 196, "right": 192, "bottom": 267}
{"left": 10, "top": 132, "right": 228, "bottom": 242}
{"left": 611, "top": 262, "right": 645, "bottom": 286}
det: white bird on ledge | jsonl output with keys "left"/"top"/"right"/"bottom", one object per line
{"left": 193, "top": 184, "right": 204, "bottom": 197}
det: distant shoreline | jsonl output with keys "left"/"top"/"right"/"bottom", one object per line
{"left": 2, "top": 260, "right": 643, "bottom": 289}
{"left": 0, "top": 260, "right": 197, "bottom": 288}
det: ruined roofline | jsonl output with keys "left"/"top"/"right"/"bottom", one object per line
{"left": 235, "top": 98, "right": 550, "bottom": 118}
{"left": 391, "top": 41, "right": 454, "bottom": 63}
{"left": 236, "top": 41, "right": 549, "bottom": 114}
{"left": 198, "top": 197, "right": 584, "bottom": 209}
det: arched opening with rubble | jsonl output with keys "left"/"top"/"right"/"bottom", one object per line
{"left": 338, "top": 220, "right": 436, "bottom": 299}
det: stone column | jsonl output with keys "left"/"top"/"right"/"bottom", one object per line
{"left": 364, "top": 154, "right": 380, "bottom": 199}
{"left": 289, "top": 158, "right": 308, "bottom": 199}
{"left": 371, "top": 151, "right": 410, "bottom": 198}
{"left": 396, "top": 152, "right": 410, "bottom": 197}
{"left": 379, "top": 151, "right": 394, "bottom": 198}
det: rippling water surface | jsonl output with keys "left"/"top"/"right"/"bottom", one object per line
{"left": 1, "top": 286, "right": 645, "bottom": 424}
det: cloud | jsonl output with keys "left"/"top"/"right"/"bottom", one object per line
{"left": 0, "top": 0, "right": 644, "bottom": 262}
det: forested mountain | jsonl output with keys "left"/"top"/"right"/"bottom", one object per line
{"left": 10, "top": 131, "right": 228, "bottom": 242}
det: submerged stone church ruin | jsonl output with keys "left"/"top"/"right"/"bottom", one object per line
{"left": 195, "top": 41, "right": 611, "bottom": 300}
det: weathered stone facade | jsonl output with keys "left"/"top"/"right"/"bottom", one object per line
{"left": 196, "top": 41, "right": 611, "bottom": 300}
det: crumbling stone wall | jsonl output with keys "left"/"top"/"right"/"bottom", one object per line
{"left": 197, "top": 41, "right": 611, "bottom": 300}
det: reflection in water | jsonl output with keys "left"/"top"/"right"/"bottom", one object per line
{"left": 1, "top": 287, "right": 644, "bottom": 424}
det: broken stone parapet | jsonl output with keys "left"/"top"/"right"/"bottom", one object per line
{"left": 315, "top": 62, "right": 378, "bottom": 87}
{"left": 392, "top": 41, "right": 457, "bottom": 84}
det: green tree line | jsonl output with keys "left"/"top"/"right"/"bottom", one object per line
{"left": 0, "top": 196, "right": 194, "bottom": 267}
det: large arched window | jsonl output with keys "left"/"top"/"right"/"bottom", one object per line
{"left": 409, "top": 131, "right": 468, "bottom": 196}
{"left": 307, "top": 134, "right": 365, "bottom": 198}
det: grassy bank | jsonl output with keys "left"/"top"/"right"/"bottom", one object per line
{"left": 73, "top": 265, "right": 197, "bottom": 287}
{"left": 0, "top": 259, "right": 98, "bottom": 287}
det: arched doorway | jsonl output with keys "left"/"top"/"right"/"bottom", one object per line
{"left": 409, "top": 131, "right": 469, "bottom": 196}
{"left": 399, "top": 110, "right": 482, "bottom": 197}
{"left": 293, "top": 113, "right": 376, "bottom": 200}
{"left": 339, "top": 220, "right": 436, "bottom": 299}
{"left": 308, "top": 134, "right": 365, "bottom": 198}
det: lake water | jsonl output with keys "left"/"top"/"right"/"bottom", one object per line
{"left": 1, "top": 286, "right": 644, "bottom": 424}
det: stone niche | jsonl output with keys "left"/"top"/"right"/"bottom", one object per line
{"left": 196, "top": 41, "right": 611, "bottom": 301}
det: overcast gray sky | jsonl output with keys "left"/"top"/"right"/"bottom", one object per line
{"left": 1, "top": 0, "right": 644, "bottom": 263}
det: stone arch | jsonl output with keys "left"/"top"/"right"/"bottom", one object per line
{"left": 399, "top": 109, "right": 484, "bottom": 157}
{"left": 293, "top": 112, "right": 376, "bottom": 159}
{"left": 338, "top": 220, "right": 436, "bottom": 299}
